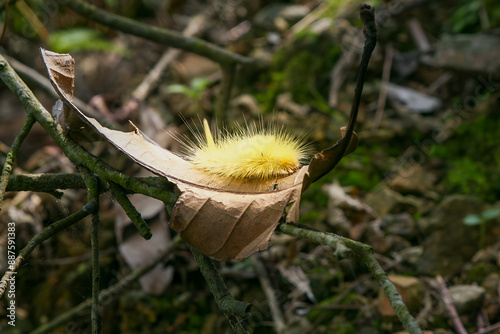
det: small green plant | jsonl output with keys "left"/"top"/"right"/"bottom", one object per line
{"left": 49, "top": 28, "right": 127, "bottom": 54}
{"left": 463, "top": 208, "right": 500, "bottom": 248}
{"left": 166, "top": 77, "right": 211, "bottom": 99}
{"left": 166, "top": 77, "right": 211, "bottom": 113}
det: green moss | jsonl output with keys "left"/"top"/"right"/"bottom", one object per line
{"left": 466, "top": 262, "right": 498, "bottom": 284}
{"left": 444, "top": 0, "right": 500, "bottom": 33}
{"left": 255, "top": 32, "right": 342, "bottom": 113}
{"left": 329, "top": 317, "right": 357, "bottom": 334}
{"left": 335, "top": 146, "right": 384, "bottom": 191}
{"left": 430, "top": 113, "right": 500, "bottom": 202}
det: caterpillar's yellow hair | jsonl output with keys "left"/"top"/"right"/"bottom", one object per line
{"left": 183, "top": 119, "right": 310, "bottom": 180}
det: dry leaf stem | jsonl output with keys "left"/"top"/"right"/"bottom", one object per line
{"left": 306, "top": 5, "right": 376, "bottom": 185}
{"left": 64, "top": 0, "right": 262, "bottom": 68}
{"left": 188, "top": 244, "right": 251, "bottom": 334}
{"left": 29, "top": 236, "right": 183, "bottom": 334}
{"left": 344, "top": 4, "right": 377, "bottom": 160}
{"left": 277, "top": 223, "right": 424, "bottom": 334}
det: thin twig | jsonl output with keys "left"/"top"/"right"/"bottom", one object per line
{"left": 277, "top": 223, "right": 423, "bottom": 334}
{"left": 15, "top": 1, "right": 48, "bottom": 41}
{"left": 426, "top": 71, "right": 453, "bottom": 95}
{"left": 346, "top": 4, "right": 377, "bottom": 133}
{"left": 64, "top": 0, "right": 262, "bottom": 68}
{"left": 473, "top": 322, "right": 500, "bottom": 334}
{"left": 188, "top": 244, "right": 251, "bottom": 334}
{"left": 0, "top": 114, "right": 35, "bottom": 211}
{"left": 407, "top": 18, "right": 431, "bottom": 53}
{"left": 29, "top": 236, "right": 183, "bottom": 334}
{"left": 0, "top": 204, "right": 97, "bottom": 298}
{"left": 304, "top": 273, "right": 371, "bottom": 334}
{"left": 373, "top": 43, "right": 393, "bottom": 129}
{"left": 328, "top": 49, "right": 355, "bottom": 108}
{"left": 436, "top": 275, "right": 468, "bottom": 334}
{"left": 134, "top": 15, "right": 205, "bottom": 101}
{"left": 307, "top": 4, "right": 377, "bottom": 184}
{"left": 116, "top": 15, "right": 205, "bottom": 120}
{"left": 80, "top": 167, "right": 102, "bottom": 333}
{"left": 107, "top": 181, "right": 152, "bottom": 240}
{"left": 252, "top": 254, "right": 285, "bottom": 333}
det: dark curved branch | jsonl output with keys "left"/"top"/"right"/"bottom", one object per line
{"left": 64, "top": 0, "right": 265, "bottom": 68}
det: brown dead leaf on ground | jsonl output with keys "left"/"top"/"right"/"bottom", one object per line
{"left": 40, "top": 48, "right": 357, "bottom": 261}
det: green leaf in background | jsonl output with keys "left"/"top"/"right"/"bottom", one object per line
{"left": 189, "top": 77, "right": 211, "bottom": 94}
{"left": 166, "top": 84, "right": 191, "bottom": 96}
{"left": 463, "top": 214, "right": 482, "bottom": 226}
{"left": 481, "top": 208, "right": 500, "bottom": 221}
{"left": 166, "top": 78, "right": 210, "bottom": 99}
{"left": 48, "top": 28, "right": 127, "bottom": 54}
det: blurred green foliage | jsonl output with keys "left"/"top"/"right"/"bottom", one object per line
{"left": 166, "top": 77, "right": 211, "bottom": 100}
{"left": 445, "top": 0, "right": 500, "bottom": 33}
{"left": 48, "top": 28, "right": 128, "bottom": 54}
{"left": 431, "top": 112, "right": 500, "bottom": 202}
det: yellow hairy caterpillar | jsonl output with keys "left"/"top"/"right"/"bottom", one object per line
{"left": 181, "top": 119, "right": 311, "bottom": 180}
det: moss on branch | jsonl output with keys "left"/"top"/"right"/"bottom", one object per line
{"left": 188, "top": 244, "right": 251, "bottom": 334}
{"left": 277, "top": 223, "right": 423, "bottom": 334}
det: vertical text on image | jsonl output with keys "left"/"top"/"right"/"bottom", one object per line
{"left": 7, "top": 222, "right": 16, "bottom": 326}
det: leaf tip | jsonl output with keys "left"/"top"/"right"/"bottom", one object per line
{"left": 129, "top": 121, "right": 140, "bottom": 134}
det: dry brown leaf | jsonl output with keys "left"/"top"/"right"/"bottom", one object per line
{"left": 41, "top": 50, "right": 98, "bottom": 141}
{"left": 40, "top": 48, "right": 357, "bottom": 261}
